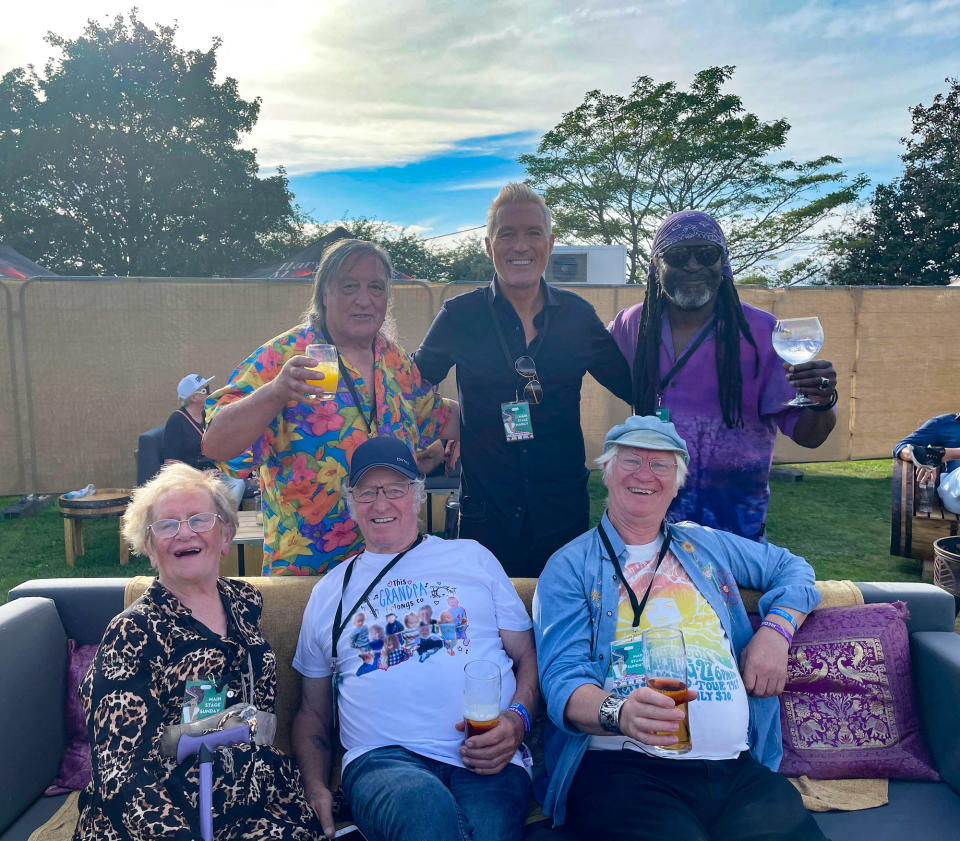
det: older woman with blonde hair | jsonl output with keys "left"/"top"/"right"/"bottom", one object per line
{"left": 73, "top": 463, "right": 323, "bottom": 841}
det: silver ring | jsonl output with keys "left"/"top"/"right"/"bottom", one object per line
{"left": 818, "top": 377, "right": 830, "bottom": 391}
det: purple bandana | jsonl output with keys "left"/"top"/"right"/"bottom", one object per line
{"left": 647, "top": 210, "right": 734, "bottom": 284}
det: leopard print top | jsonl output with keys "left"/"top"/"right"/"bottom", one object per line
{"left": 73, "top": 577, "right": 322, "bottom": 841}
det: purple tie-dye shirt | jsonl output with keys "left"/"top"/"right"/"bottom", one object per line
{"left": 608, "top": 302, "right": 802, "bottom": 540}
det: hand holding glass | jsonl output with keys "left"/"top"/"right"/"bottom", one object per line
{"left": 305, "top": 343, "right": 339, "bottom": 400}
{"left": 643, "top": 627, "right": 691, "bottom": 754}
{"left": 463, "top": 660, "right": 501, "bottom": 738}
{"left": 771, "top": 317, "right": 824, "bottom": 407}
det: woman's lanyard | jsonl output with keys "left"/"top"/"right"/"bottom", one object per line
{"left": 597, "top": 518, "right": 672, "bottom": 629}
{"left": 330, "top": 533, "right": 425, "bottom": 674}
{"left": 319, "top": 319, "right": 378, "bottom": 434}
{"left": 178, "top": 408, "right": 205, "bottom": 436}
{"left": 485, "top": 291, "right": 551, "bottom": 401}
{"left": 654, "top": 316, "right": 716, "bottom": 409}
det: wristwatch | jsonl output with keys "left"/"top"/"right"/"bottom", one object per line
{"left": 598, "top": 693, "right": 626, "bottom": 734}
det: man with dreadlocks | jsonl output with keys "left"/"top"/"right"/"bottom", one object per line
{"left": 608, "top": 211, "right": 837, "bottom": 541}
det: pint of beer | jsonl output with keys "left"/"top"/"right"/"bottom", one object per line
{"left": 305, "top": 344, "right": 339, "bottom": 400}
{"left": 642, "top": 627, "right": 692, "bottom": 754}
{"left": 463, "top": 660, "right": 501, "bottom": 738}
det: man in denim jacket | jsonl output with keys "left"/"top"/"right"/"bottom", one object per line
{"left": 533, "top": 415, "right": 827, "bottom": 841}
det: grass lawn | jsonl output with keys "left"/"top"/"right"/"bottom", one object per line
{"left": 1, "top": 458, "right": 922, "bottom": 601}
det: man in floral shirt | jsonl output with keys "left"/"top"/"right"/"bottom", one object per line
{"left": 204, "top": 239, "right": 455, "bottom": 575}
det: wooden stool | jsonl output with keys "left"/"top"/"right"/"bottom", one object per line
{"left": 59, "top": 488, "right": 132, "bottom": 567}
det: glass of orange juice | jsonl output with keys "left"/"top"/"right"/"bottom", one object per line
{"left": 305, "top": 343, "right": 339, "bottom": 400}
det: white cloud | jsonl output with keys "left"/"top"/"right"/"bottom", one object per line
{"left": 2, "top": 0, "right": 957, "bottom": 184}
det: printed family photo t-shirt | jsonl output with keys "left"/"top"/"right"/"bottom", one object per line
{"left": 293, "top": 535, "right": 533, "bottom": 770}
{"left": 590, "top": 536, "right": 750, "bottom": 759}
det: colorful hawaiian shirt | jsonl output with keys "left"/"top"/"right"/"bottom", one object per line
{"left": 206, "top": 322, "right": 449, "bottom": 576}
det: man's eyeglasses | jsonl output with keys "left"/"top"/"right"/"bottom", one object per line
{"left": 616, "top": 453, "right": 677, "bottom": 476}
{"left": 148, "top": 512, "right": 221, "bottom": 539}
{"left": 351, "top": 482, "right": 414, "bottom": 504}
{"left": 515, "top": 356, "right": 543, "bottom": 405}
{"left": 660, "top": 244, "right": 724, "bottom": 269}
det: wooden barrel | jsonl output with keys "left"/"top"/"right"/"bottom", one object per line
{"left": 59, "top": 488, "right": 131, "bottom": 519}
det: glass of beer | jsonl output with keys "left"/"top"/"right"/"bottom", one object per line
{"left": 463, "top": 659, "right": 501, "bottom": 738}
{"left": 305, "top": 343, "right": 339, "bottom": 400}
{"left": 642, "top": 627, "right": 691, "bottom": 754}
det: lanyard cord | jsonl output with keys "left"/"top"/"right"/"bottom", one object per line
{"left": 484, "top": 285, "right": 552, "bottom": 400}
{"left": 597, "top": 518, "right": 672, "bottom": 628}
{"left": 178, "top": 408, "right": 205, "bottom": 437}
{"left": 654, "top": 317, "right": 716, "bottom": 407}
{"left": 318, "top": 318, "right": 378, "bottom": 434}
{"left": 331, "top": 533, "right": 425, "bottom": 659}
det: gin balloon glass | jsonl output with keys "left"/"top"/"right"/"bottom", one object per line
{"left": 772, "top": 317, "right": 824, "bottom": 407}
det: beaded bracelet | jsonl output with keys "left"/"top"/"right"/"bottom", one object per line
{"left": 760, "top": 619, "right": 794, "bottom": 646}
{"left": 506, "top": 702, "right": 531, "bottom": 735}
{"left": 766, "top": 607, "right": 798, "bottom": 631}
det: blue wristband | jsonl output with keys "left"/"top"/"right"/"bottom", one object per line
{"left": 506, "top": 703, "right": 531, "bottom": 735}
{"left": 766, "top": 607, "right": 798, "bottom": 631}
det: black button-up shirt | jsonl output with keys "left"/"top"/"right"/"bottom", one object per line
{"left": 413, "top": 279, "right": 632, "bottom": 539}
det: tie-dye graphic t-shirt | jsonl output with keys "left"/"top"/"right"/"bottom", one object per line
{"left": 590, "top": 537, "right": 750, "bottom": 759}
{"left": 293, "top": 535, "right": 533, "bottom": 770}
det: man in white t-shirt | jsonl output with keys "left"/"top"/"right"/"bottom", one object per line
{"left": 534, "top": 415, "right": 828, "bottom": 840}
{"left": 292, "top": 436, "right": 538, "bottom": 841}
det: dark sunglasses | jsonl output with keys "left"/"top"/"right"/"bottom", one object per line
{"left": 660, "top": 244, "right": 724, "bottom": 269}
{"left": 515, "top": 355, "right": 543, "bottom": 405}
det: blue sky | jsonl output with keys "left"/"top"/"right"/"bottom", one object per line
{"left": 4, "top": 0, "right": 960, "bottom": 246}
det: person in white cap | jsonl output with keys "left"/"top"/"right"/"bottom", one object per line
{"left": 162, "top": 374, "right": 245, "bottom": 508}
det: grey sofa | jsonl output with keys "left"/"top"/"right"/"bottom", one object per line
{"left": 3, "top": 578, "right": 960, "bottom": 841}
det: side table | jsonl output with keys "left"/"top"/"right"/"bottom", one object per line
{"left": 59, "top": 488, "right": 132, "bottom": 566}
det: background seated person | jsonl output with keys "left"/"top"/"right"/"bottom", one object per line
{"left": 75, "top": 463, "right": 323, "bottom": 840}
{"left": 534, "top": 415, "right": 826, "bottom": 841}
{"left": 162, "top": 373, "right": 246, "bottom": 508}
{"left": 894, "top": 410, "right": 960, "bottom": 485}
{"left": 292, "top": 437, "right": 538, "bottom": 841}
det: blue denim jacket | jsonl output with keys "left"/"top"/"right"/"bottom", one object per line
{"left": 532, "top": 513, "right": 821, "bottom": 826}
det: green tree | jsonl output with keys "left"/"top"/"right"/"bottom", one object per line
{"left": 0, "top": 12, "right": 304, "bottom": 276}
{"left": 828, "top": 77, "right": 960, "bottom": 286}
{"left": 520, "top": 66, "right": 866, "bottom": 283}
{"left": 436, "top": 235, "right": 491, "bottom": 283}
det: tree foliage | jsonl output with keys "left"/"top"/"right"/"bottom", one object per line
{"left": 314, "top": 217, "right": 491, "bottom": 282}
{"left": 520, "top": 66, "right": 866, "bottom": 283}
{"left": 0, "top": 12, "right": 304, "bottom": 276}
{"left": 827, "top": 77, "right": 960, "bottom": 286}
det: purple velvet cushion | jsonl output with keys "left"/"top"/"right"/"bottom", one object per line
{"left": 45, "top": 639, "right": 97, "bottom": 795}
{"left": 778, "top": 601, "right": 938, "bottom": 780}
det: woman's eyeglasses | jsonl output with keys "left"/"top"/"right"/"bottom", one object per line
{"left": 148, "top": 512, "right": 221, "bottom": 539}
{"left": 350, "top": 482, "right": 414, "bottom": 504}
{"left": 515, "top": 355, "right": 543, "bottom": 405}
{"left": 660, "top": 244, "right": 724, "bottom": 269}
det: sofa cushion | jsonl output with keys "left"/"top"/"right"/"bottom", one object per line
{"left": 45, "top": 640, "right": 97, "bottom": 795}
{"left": 779, "top": 601, "right": 938, "bottom": 781}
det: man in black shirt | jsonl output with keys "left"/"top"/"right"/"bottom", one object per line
{"left": 413, "top": 184, "right": 632, "bottom": 576}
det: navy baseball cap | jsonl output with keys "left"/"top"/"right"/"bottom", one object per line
{"left": 349, "top": 437, "right": 421, "bottom": 485}
{"left": 603, "top": 415, "right": 690, "bottom": 464}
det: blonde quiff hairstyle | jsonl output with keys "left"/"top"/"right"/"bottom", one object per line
{"left": 486, "top": 183, "right": 552, "bottom": 240}
{"left": 122, "top": 463, "right": 239, "bottom": 557}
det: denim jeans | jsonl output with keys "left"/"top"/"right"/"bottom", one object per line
{"left": 341, "top": 745, "right": 530, "bottom": 841}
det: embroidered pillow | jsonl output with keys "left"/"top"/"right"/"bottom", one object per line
{"left": 778, "top": 601, "right": 938, "bottom": 780}
{"left": 45, "top": 639, "right": 97, "bottom": 795}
